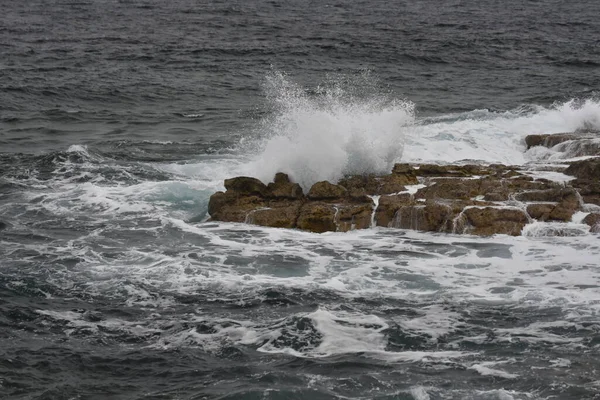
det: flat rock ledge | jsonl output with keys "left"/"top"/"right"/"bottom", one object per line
{"left": 209, "top": 133, "right": 600, "bottom": 236}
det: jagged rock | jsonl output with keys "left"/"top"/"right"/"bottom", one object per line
{"left": 583, "top": 213, "right": 600, "bottom": 233}
{"left": 390, "top": 202, "right": 454, "bottom": 232}
{"left": 307, "top": 181, "right": 348, "bottom": 200}
{"left": 375, "top": 193, "right": 413, "bottom": 227}
{"left": 565, "top": 158, "right": 600, "bottom": 181}
{"left": 247, "top": 203, "right": 302, "bottom": 229}
{"left": 462, "top": 207, "right": 529, "bottom": 236}
{"left": 517, "top": 187, "right": 579, "bottom": 205}
{"left": 527, "top": 203, "right": 555, "bottom": 221}
{"left": 224, "top": 176, "right": 268, "bottom": 196}
{"left": 390, "top": 164, "right": 420, "bottom": 185}
{"left": 414, "top": 178, "right": 497, "bottom": 200}
{"left": 338, "top": 174, "right": 415, "bottom": 195}
{"left": 208, "top": 191, "right": 231, "bottom": 218}
{"left": 347, "top": 187, "right": 372, "bottom": 203}
{"left": 574, "top": 182, "right": 600, "bottom": 206}
{"left": 338, "top": 175, "right": 380, "bottom": 195}
{"left": 412, "top": 164, "right": 493, "bottom": 177}
{"left": 208, "top": 193, "right": 266, "bottom": 222}
{"left": 517, "top": 188, "right": 579, "bottom": 221}
{"left": 525, "top": 133, "right": 579, "bottom": 149}
{"left": 267, "top": 173, "right": 304, "bottom": 199}
{"left": 296, "top": 203, "right": 337, "bottom": 233}
{"left": 208, "top": 157, "right": 592, "bottom": 236}
{"left": 336, "top": 203, "right": 374, "bottom": 232}
{"left": 484, "top": 192, "right": 509, "bottom": 201}
{"left": 392, "top": 163, "right": 414, "bottom": 175}
{"left": 554, "top": 138, "right": 600, "bottom": 157}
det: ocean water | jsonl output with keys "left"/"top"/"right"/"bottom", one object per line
{"left": 1, "top": 1, "right": 600, "bottom": 399}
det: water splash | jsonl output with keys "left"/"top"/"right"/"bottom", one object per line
{"left": 404, "top": 98, "right": 600, "bottom": 165}
{"left": 246, "top": 71, "right": 415, "bottom": 190}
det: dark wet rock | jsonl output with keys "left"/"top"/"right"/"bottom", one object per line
{"left": 267, "top": 173, "right": 304, "bottom": 200}
{"left": 374, "top": 193, "right": 414, "bottom": 227}
{"left": 574, "top": 182, "right": 600, "bottom": 206}
{"left": 413, "top": 163, "right": 501, "bottom": 178}
{"left": 347, "top": 187, "right": 373, "bottom": 203}
{"left": 336, "top": 203, "right": 374, "bottom": 232}
{"left": 414, "top": 177, "right": 498, "bottom": 200}
{"left": 247, "top": 203, "right": 302, "bottom": 229}
{"left": 0, "top": 221, "right": 7, "bottom": 231}
{"left": 565, "top": 158, "right": 600, "bottom": 181}
{"left": 462, "top": 207, "right": 529, "bottom": 236}
{"left": 307, "top": 181, "right": 347, "bottom": 200}
{"left": 554, "top": 138, "right": 600, "bottom": 158}
{"left": 390, "top": 202, "right": 454, "bottom": 232}
{"left": 296, "top": 203, "right": 338, "bottom": 233}
{"left": 583, "top": 213, "right": 600, "bottom": 233}
{"left": 525, "top": 133, "right": 579, "bottom": 149}
{"left": 527, "top": 203, "right": 555, "bottom": 221}
{"left": 209, "top": 154, "right": 594, "bottom": 235}
{"left": 224, "top": 176, "right": 269, "bottom": 196}
{"left": 483, "top": 192, "right": 509, "bottom": 202}
{"left": 208, "top": 192, "right": 267, "bottom": 222}
{"left": 338, "top": 173, "right": 414, "bottom": 195}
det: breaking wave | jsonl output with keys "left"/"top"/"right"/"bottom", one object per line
{"left": 246, "top": 71, "right": 415, "bottom": 189}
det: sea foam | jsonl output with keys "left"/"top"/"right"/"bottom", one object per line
{"left": 241, "top": 73, "right": 600, "bottom": 189}
{"left": 246, "top": 71, "right": 415, "bottom": 190}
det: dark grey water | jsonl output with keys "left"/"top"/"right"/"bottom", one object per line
{"left": 2, "top": 1, "right": 600, "bottom": 399}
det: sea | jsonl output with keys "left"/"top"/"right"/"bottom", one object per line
{"left": 1, "top": 0, "right": 600, "bottom": 399}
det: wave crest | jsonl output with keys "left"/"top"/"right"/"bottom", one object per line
{"left": 247, "top": 71, "right": 415, "bottom": 189}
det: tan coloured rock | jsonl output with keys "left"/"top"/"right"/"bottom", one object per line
{"left": 307, "top": 181, "right": 347, "bottom": 200}
{"left": 374, "top": 193, "right": 414, "bottom": 227}
{"left": 526, "top": 203, "right": 555, "bottom": 221}
{"left": 583, "top": 213, "right": 600, "bottom": 233}
{"left": 247, "top": 203, "right": 302, "bottom": 229}
{"left": 224, "top": 176, "right": 268, "bottom": 196}
{"left": 525, "top": 133, "right": 579, "bottom": 149}
{"left": 390, "top": 202, "right": 454, "bottom": 232}
{"left": 574, "top": 182, "right": 600, "bottom": 206}
{"left": 554, "top": 138, "right": 600, "bottom": 158}
{"left": 338, "top": 173, "right": 415, "bottom": 195}
{"left": 267, "top": 173, "right": 304, "bottom": 199}
{"left": 414, "top": 178, "right": 498, "bottom": 200}
{"left": 463, "top": 207, "right": 529, "bottom": 236}
{"left": 565, "top": 158, "right": 600, "bottom": 181}
{"left": 296, "top": 203, "right": 338, "bottom": 233}
{"left": 336, "top": 203, "right": 374, "bottom": 232}
{"left": 208, "top": 194, "right": 267, "bottom": 222}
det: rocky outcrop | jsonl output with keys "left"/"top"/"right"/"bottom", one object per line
{"left": 525, "top": 133, "right": 580, "bottom": 149}
{"left": 460, "top": 207, "right": 529, "bottom": 236}
{"left": 208, "top": 133, "right": 600, "bottom": 236}
{"left": 565, "top": 158, "right": 600, "bottom": 181}
{"left": 307, "top": 181, "right": 347, "bottom": 200}
{"left": 525, "top": 131, "right": 600, "bottom": 157}
{"left": 584, "top": 213, "right": 600, "bottom": 233}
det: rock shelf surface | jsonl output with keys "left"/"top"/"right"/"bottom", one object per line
{"left": 209, "top": 133, "right": 600, "bottom": 236}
